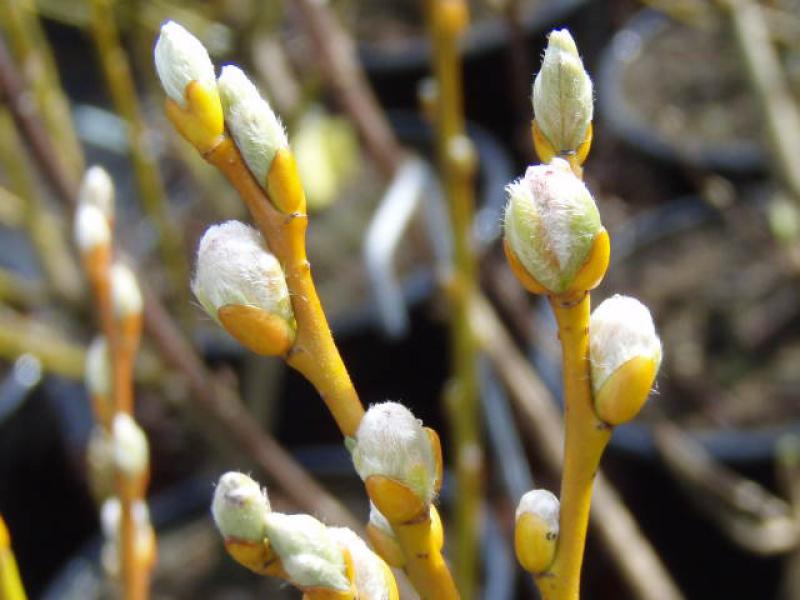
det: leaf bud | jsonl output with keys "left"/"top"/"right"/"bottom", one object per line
{"left": 211, "top": 471, "right": 271, "bottom": 543}
{"left": 590, "top": 295, "right": 662, "bottom": 425}
{"left": 504, "top": 158, "right": 607, "bottom": 295}
{"left": 192, "top": 221, "right": 295, "bottom": 356}
{"left": 514, "top": 489, "right": 559, "bottom": 574}
{"left": 218, "top": 66, "right": 289, "bottom": 190}
{"left": 532, "top": 29, "right": 593, "bottom": 156}
{"left": 351, "top": 402, "right": 439, "bottom": 512}
{"left": 263, "top": 512, "right": 350, "bottom": 592}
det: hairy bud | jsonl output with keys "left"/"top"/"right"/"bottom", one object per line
{"left": 218, "top": 66, "right": 289, "bottom": 187}
{"left": 590, "top": 295, "right": 662, "bottom": 425}
{"left": 533, "top": 29, "right": 593, "bottom": 155}
{"left": 192, "top": 221, "right": 295, "bottom": 355}
{"left": 504, "top": 159, "right": 606, "bottom": 294}
{"left": 515, "top": 489, "right": 559, "bottom": 574}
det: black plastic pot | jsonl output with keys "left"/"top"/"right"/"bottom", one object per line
{"left": 531, "top": 196, "right": 800, "bottom": 464}
{"left": 597, "top": 10, "right": 765, "bottom": 174}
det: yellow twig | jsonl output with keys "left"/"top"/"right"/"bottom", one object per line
{"left": 0, "top": 515, "right": 26, "bottom": 600}
{"left": 198, "top": 137, "right": 365, "bottom": 436}
{"left": 424, "top": 1, "right": 480, "bottom": 597}
{"left": 0, "top": 307, "right": 85, "bottom": 378}
{"left": 0, "top": 108, "right": 83, "bottom": 304}
{"left": 89, "top": 0, "right": 189, "bottom": 299}
{"left": 536, "top": 294, "right": 611, "bottom": 600}
{"left": 0, "top": 0, "right": 84, "bottom": 178}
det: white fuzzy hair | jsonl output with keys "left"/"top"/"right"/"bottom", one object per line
{"left": 351, "top": 401, "right": 438, "bottom": 504}
{"left": 532, "top": 29, "right": 593, "bottom": 153}
{"left": 504, "top": 159, "right": 600, "bottom": 292}
{"left": 74, "top": 202, "right": 110, "bottom": 252}
{"left": 330, "top": 527, "right": 392, "bottom": 600}
{"left": 217, "top": 65, "right": 288, "bottom": 185}
{"left": 154, "top": 21, "right": 216, "bottom": 107}
{"left": 263, "top": 513, "right": 350, "bottom": 591}
{"left": 516, "top": 489, "right": 560, "bottom": 535}
{"left": 211, "top": 471, "right": 270, "bottom": 542}
{"left": 589, "top": 294, "right": 662, "bottom": 393}
{"left": 191, "top": 220, "right": 291, "bottom": 322}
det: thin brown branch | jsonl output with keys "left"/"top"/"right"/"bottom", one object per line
{"left": 291, "top": 0, "right": 403, "bottom": 179}
{"left": 720, "top": 0, "right": 800, "bottom": 203}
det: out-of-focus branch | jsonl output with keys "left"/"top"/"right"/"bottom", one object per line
{"left": 720, "top": 0, "right": 800, "bottom": 203}
{"left": 655, "top": 423, "right": 800, "bottom": 555}
{"left": 0, "top": 34, "right": 360, "bottom": 531}
{"left": 0, "top": 307, "right": 85, "bottom": 378}
{"left": 0, "top": 108, "right": 82, "bottom": 304}
{"left": 0, "top": 36, "right": 78, "bottom": 207}
{"left": 141, "top": 286, "right": 362, "bottom": 532}
{"left": 292, "top": 0, "right": 403, "bottom": 179}
{"left": 471, "top": 293, "right": 685, "bottom": 600}
{"left": 0, "top": 0, "right": 84, "bottom": 177}
{"left": 89, "top": 0, "right": 189, "bottom": 296}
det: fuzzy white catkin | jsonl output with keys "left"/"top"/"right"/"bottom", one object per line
{"left": 504, "top": 158, "right": 601, "bottom": 292}
{"left": 516, "top": 489, "right": 560, "bottom": 534}
{"left": 351, "top": 402, "right": 438, "bottom": 504}
{"left": 74, "top": 203, "right": 110, "bottom": 252}
{"left": 263, "top": 513, "right": 350, "bottom": 591}
{"left": 589, "top": 295, "right": 662, "bottom": 393}
{"left": 110, "top": 263, "right": 143, "bottom": 318}
{"left": 85, "top": 336, "right": 110, "bottom": 399}
{"left": 211, "top": 472, "right": 271, "bottom": 542}
{"left": 532, "top": 29, "right": 593, "bottom": 153}
{"left": 154, "top": 20, "right": 217, "bottom": 107}
{"left": 211, "top": 471, "right": 271, "bottom": 542}
{"left": 217, "top": 65, "right": 289, "bottom": 185}
{"left": 191, "top": 220, "right": 292, "bottom": 322}
{"left": 330, "top": 527, "right": 391, "bottom": 600}
{"left": 79, "top": 166, "right": 114, "bottom": 222}
{"left": 112, "top": 413, "right": 149, "bottom": 477}
{"left": 100, "top": 497, "right": 151, "bottom": 576}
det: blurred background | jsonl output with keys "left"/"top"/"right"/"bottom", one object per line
{"left": 1, "top": 0, "right": 800, "bottom": 598}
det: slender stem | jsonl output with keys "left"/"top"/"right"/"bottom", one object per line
{"left": 292, "top": 0, "right": 403, "bottom": 179}
{"left": 0, "top": 108, "right": 82, "bottom": 304}
{"left": 425, "top": 1, "right": 480, "bottom": 596}
{"left": 0, "top": 515, "right": 27, "bottom": 600}
{"left": 202, "top": 137, "right": 364, "bottom": 436}
{"left": 199, "top": 132, "right": 456, "bottom": 595}
{"left": 721, "top": 0, "right": 800, "bottom": 204}
{"left": 0, "top": 307, "right": 85, "bottom": 378}
{"left": 535, "top": 294, "right": 611, "bottom": 600}
{"left": 394, "top": 512, "right": 459, "bottom": 600}
{"left": 0, "top": 0, "right": 84, "bottom": 177}
{"left": 88, "top": 0, "right": 189, "bottom": 299}
{"left": 0, "top": 35, "right": 77, "bottom": 207}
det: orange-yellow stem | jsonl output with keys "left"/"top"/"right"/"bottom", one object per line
{"left": 535, "top": 294, "right": 611, "bottom": 600}
{"left": 201, "top": 137, "right": 364, "bottom": 437}
{"left": 0, "top": 515, "right": 27, "bottom": 600}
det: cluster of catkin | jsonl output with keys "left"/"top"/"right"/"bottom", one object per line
{"left": 152, "top": 18, "right": 664, "bottom": 600}
{"left": 74, "top": 167, "right": 155, "bottom": 599}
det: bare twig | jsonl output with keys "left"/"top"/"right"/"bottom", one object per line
{"left": 655, "top": 423, "right": 800, "bottom": 555}
{"left": 291, "top": 0, "right": 403, "bottom": 179}
{"left": 720, "top": 0, "right": 800, "bottom": 203}
{"left": 471, "top": 293, "right": 685, "bottom": 600}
